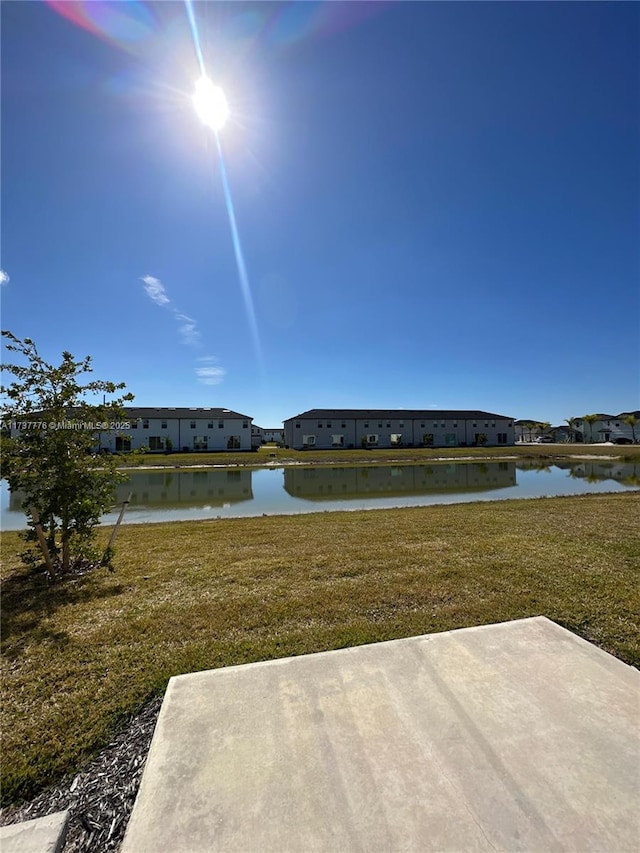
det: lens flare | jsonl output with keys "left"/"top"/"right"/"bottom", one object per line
{"left": 184, "top": 0, "right": 206, "bottom": 75}
{"left": 214, "top": 134, "right": 264, "bottom": 375}
{"left": 185, "top": 0, "right": 263, "bottom": 376}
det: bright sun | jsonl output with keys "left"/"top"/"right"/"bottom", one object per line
{"left": 192, "top": 76, "right": 229, "bottom": 132}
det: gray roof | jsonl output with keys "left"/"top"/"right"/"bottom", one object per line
{"left": 284, "top": 409, "right": 513, "bottom": 422}
{"left": 124, "top": 407, "right": 252, "bottom": 420}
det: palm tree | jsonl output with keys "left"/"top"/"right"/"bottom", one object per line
{"left": 524, "top": 420, "right": 535, "bottom": 442}
{"left": 565, "top": 417, "right": 578, "bottom": 443}
{"left": 583, "top": 414, "right": 600, "bottom": 444}
{"left": 623, "top": 414, "right": 638, "bottom": 444}
{"left": 537, "top": 421, "right": 551, "bottom": 439}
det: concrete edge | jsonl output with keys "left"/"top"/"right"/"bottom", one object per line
{"left": 168, "top": 616, "right": 637, "bottom": 693}
{"left": 168, "top": 616, "right": 554, "bottom": 689}
{"left": 0, "top": 809, "right": 70, "bottom": 853}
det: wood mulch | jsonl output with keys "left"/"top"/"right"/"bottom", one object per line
{"left": 0, "top": 695, "right": 163, "bottom": 852}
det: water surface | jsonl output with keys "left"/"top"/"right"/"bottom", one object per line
{"left": 2, "top": 459, "right": 637, "bottom": 530}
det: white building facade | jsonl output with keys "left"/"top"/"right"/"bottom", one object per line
{"left": 97, "top": 407, "right": 254, "bottom": 452}
{"left": 573, "top": 412, "right": 639, "bottom": 444}
{"left": 283, "top": 410, "right": 515, "bottom": 450}
{"left": 514, "top": 411, "right": 639, "bottom": 444}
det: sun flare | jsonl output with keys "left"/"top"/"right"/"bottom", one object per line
{"left": 192, "top": 76, "right": 229, "bottom": 132}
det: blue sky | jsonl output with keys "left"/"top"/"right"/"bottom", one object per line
{"left": 2, "top": 1, "right": 638, "bottom": 427}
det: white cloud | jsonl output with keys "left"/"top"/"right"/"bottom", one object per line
{"left": 141, "top": 275, "right": 170, "bottom": 306}
{"left": 0, "top": 270, "right": 10, "bottom": 285}
{"left": 195, "top": 364, "right": 226, "bottom": 385}
{"left": 174, "top": 312, "right": 200, "bottom": 346}
{"left": 141, "top": 275, "right": 225, "bottom": 383}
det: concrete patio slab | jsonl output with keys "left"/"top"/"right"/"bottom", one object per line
{"left": 0, "top": 810, "right": 69, "bottom": 853}
{"left": 121, "top": 616, "right": 640, "bottom": 853}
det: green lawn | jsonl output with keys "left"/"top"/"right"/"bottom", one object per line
{"left": 1, "top": 491, "right": 639, "bottom": 806}
{"left": 116, "top": 442, "right": 640, "bottom": 469}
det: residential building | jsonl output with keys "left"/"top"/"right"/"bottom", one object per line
{"left": 97, "top": 407, "right": 254, "bottom": 452}
{"left": 515, "top": 411, "right": 639, "bottom": 444}
{"left": 283, "top": 409, "right": 515, "bottom": 450}
{"left": 514, "top": 420, "right": 541, "bottom": 443}
{"left": 250, "top": 426, "right": 284, "bottom": 448}
{"left": 573, "top": 412, "right": 639, "bottom": 444}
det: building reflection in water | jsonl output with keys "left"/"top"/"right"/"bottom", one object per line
{"left": 7, "top": 461, "right": 638, "bottom": 516}
{"left": 284, "top": 462, "right": 517, "bottom": 501}
{"left": 10, "top": 468, "right": 254, "bottom": 511}
{"left": 516, "top": 460, "right": 640, "bottom": 486}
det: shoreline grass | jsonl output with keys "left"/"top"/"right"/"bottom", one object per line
{"left": 1, "top": 491, "right": 639, "bottom": 806}
{"left": 115, "top": 443, "right": 640, "bottom": 469}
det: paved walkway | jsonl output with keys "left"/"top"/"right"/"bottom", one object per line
{"left": 122, "top": 617, "right": 639, "bottom": 852}
{"left": 0, "top": 811, "right": 69, "bottom": 853}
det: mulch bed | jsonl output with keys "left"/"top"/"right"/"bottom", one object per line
{"left": 0, "top": 695, "right": 163, "bottom": 852}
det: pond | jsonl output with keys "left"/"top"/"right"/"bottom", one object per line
{"left": 1, "top": 459, "right": 638, "bottom": 530}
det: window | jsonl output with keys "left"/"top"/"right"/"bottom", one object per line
{"left": 115, "top": 436, "right": 131, "bottom": 452}
{"left": 366, "top": 434, "right": 379, "bottom": 445}
{"left": 332, "top": 435, "right": 344, "bottom": 447}
{"left": 433, "top": 422, "right": 438, "bottom": 428}
{"left": 190, "top": 421, "right": 196, "bottom": 429}
{"left": 453, "top": 422, "right": 457, "bottom": 428}
{"left": 423, "top": 433, "right": 434, "bottom": 446}
{"left": 131, "top": 421, "right": 138, "bottom": 429}
{"left": 386, "top": 422, "right": 391, "bottom": 428}
{"left": 441, "top": 422, "right": 445, "bottom": 428}
{"left": 445, "top": 434, "right": 456, "bottom": 446}
{"left": 364, "top": 422, "right": 369, "bottom": 428}
{"left": 143, "top": 419, "right": 149, "bottom": 429}
{"left": 399, "top": 422, "right": 404, "bottom": 428}
{"left": 484, "top": 422, "right": 489, "bottom": 428}
{"left": 327, "top": 422, "right": 332, "bottom": 428}
{"left": 227, "top": 435, "right": 240, "bottom": 449}
{"left": 491, "top": 422, "right": 495, "bottom": 428}
{"left": 391, "top": 433, "right": 403, "bottom": 446}
{"left": 243, "top": 421, "right": 248, "bottom": 429}
{"left": 149, "top": 436, "right": 165, "bottom": 451}
{"left": 472, "top": 422, "right": 477, "bottom": 428}
{"left": 295, "top": 423, "right": 300, "bottom": 428}
{"left": 161, "top": 420, "right": 167, "bottom": 429}
{"left": 303, "top": 435, "right": 316, "bottom": 446}
{"left": 193, "top": 436, "right": 208, "bottom": 450}
{"left": 208, "top": 421, "right": 213, "bottom": 429}
{"left": 378, "top": 422, "right": 382, "bottom": 428}
{"left": 497, "top": 433, "right": 508, "bottom": 444}
{"left": 218, "top": 420, "right": 224, "bottom": 428}
{"left": 420, "top": 423, "right": 425, "bottom": 429}
{"left": 341, "top": 422, "right": 346, "bottom": 428}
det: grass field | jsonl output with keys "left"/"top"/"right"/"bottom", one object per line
{"left": 115, "top": 442, "right": 640, "bottom": 469}
{"left": 2, "top": 491, "right": 638, "bottom": 806}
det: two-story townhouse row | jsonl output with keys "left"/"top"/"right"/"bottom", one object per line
{"left": 283, "top": 409, "right": 515, "bottom": 450}
{"left": 97, "top": 407, "right": 254, "bottom": 452}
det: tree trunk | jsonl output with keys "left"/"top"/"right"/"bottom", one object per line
{"left": 29, "top": 508, "right": 56, "bottom": 581}
{"left": 61, "top": 523, "right": 71, "bottom": 572}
